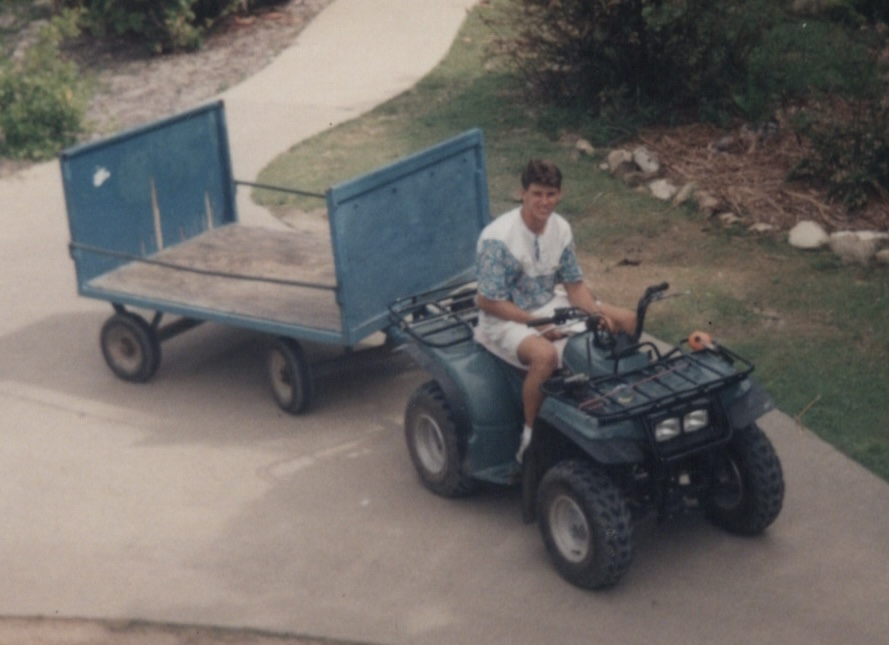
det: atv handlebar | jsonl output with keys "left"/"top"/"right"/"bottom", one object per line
{"left": 526, "top": 282, "right": 671, "bottom": 350}
{"left": 526, "top": 307, "right": 593, "bottom": 328}
{"left": 631, "top": 282, "right": 670, "bottom": 343}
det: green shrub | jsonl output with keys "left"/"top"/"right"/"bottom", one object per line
{"left": 486, "top": 0, "right": 788, "bottom": 124}
{"left": 58, "top": 0, "right": 284, "bottom": 53}
{"left": 791, "top": 101, "right": 889, "bottom": 210}
{"left": 0, "top": 10, "right": 88, "bottom": 160}
{"left": 740, "top": 18, "right": 881, "bottom": 121}
{"left": 786, "top": 1, "right": 888, "bottom": 26}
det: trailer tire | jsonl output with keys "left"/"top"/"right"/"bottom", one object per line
{"left": 100, "top": 312, "right": 161, "bottom": 383}
{"left": 268, "top": 337, "right": 314, "bottom": 414}
{"left": 537, "top": 460, "right": 633, "bottom": 589}
{"left": 405, "top": 381, "right": 476, "bottom": 498}
{"left": 703, "top": 423, "right": 784, "bottom": 535}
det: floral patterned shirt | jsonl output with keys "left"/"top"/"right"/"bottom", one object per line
{"left": 476, "top": 207, "right": 583, "bottom": 311}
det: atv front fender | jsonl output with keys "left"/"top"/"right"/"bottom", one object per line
{"left": 722, "top": 378, "right": 775, "bottom": 430}
{"left": 537, "top": 397, "right": 645, "bottom": 465}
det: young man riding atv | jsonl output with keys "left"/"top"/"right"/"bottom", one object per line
{"left": 474, "top": 159, "right": 636, "bottom": 462}
{"left": 391, "top": 159, "right": 784, "bottom": 590}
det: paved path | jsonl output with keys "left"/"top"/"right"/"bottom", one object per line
{"left": 2, "top": 1, "right": 889, "bottom": 644}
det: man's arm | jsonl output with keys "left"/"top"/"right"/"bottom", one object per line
{"left": 476, "top": 293, "right": 535, "bottom": 324}
{"left": 563, "top": 281, "right": 637, "bottom": 335}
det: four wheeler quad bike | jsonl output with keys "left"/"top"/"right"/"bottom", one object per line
{"left": 388, "top": 282, "right": 784, "bottom": 590}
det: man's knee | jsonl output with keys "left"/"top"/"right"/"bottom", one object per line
{"left": 519, "top": 337, "right": 559, "bottom": 373}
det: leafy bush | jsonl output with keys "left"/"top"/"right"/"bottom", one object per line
{"left": 780, "top": 1, "right": 889, "bottom": 27}
{"left": 0, "top": 10, "right": 89, "bottom": 159}
{"left": 791, "top": 101, "right": 889, "bottom": 210}
{"left": 740, "top": 18, "right": 882, "bottom": 121}
{"left": 486, "top": 0, "right": 788, "bottom": 124}
{"left": 58, "top": 0, "right": 285, "bottom": 53}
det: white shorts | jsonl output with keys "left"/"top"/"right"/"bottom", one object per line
{"left": 474, "top": 294, "right": 577, "bottom": 369}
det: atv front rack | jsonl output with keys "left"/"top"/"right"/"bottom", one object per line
{"left": 389, "top": 282, "right": 478, "bottom": 348}
{"left": 544, "top": 343, "right": 754, "bottom": 423}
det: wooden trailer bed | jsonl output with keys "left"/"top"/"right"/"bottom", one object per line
{"left": 88, "top": 224, "right": 341, "bottom": 331}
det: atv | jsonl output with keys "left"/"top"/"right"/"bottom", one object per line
{"left": 388, "top": 282, "right": 784, "bottom": 589}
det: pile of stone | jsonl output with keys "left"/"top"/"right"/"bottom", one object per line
{"left": 787, "top": 222, "right": 889, "bottom": 265}
{"left": 581, "top": 138, "right": 889, "bottom": 266}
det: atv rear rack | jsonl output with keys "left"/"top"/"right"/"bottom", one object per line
{"left": 388, "top": 282, "right": 478, "bottom": 348}
{"left": 544, "top": 343, "right": 754, "bottom": 423}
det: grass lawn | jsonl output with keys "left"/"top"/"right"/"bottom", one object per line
{"left": 256, "top": 0, "right": 889, "bottom": 482}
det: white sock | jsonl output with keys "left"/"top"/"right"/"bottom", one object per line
{"left": 516, "top": 425, "right": 533, "bottom": 463}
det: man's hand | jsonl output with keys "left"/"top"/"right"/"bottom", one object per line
{"left": 539, "top": 325, "right": 566, "bottom": 341}
{"left": 563, "top": 281, "right": 637, "bottom": 336}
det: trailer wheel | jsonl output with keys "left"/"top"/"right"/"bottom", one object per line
{"left": 100, "top": 312, "right": 161, "bottom": 383}
{"left": 405, "top": 381, "right": 476, "bottom": 497}
{"left": 537, "top": 460, "right": 633, "bottom": 589}
{"left": 268, "top": 337, "right": 314, "bottom": 414}
{"left": 703, "top": 423, "right": 784, "bottom": 535}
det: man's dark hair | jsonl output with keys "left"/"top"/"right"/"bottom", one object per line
{"left": 521, "top": 159, "right": 562, "bottom": 190}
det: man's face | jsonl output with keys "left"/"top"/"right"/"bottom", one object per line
{"left": 520, "top": 182, "right": 562, "bottom": 232}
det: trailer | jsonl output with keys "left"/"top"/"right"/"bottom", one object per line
{"left": 61, "top": 101, "right": 490, "bottom": 412}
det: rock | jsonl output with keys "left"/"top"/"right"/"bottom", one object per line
{"left": 575, "top": 138, "right": 595, "bottom": 156}
{"left": 853, "top": 231, "right": 889, "bottom": 245}
{"left": 606, "top": 149, "right": 634, "bottom": 174}
{"left": 876, "top": 248, "right": 889, "bottom": 265}
{"left": 714, "top": 134, "right": 737, "bottom": 152}
{"left": 620, "top": 171, "right": 648, "bottom": 188}
{"left": 649, "top": 178, "right": 678, "bottom": 201}
{"left": 632, "top": 146, "right": 660, "bottom": 175}
{"left": 718, "top": 212, "right": 742, "bottom": 226}
{"left": 788, "top": 221, "right": 829, "bottom": 249}
{"left": 829, "top": 231, "right": 881, "bottom": 265}
{"left": 749, "top": 222, "right": 776, "bottom": 234}
{"left": 695, "top": 191, "right": 720, "bottom": 214}
{"left": 672, "top": 181, "right": 697, "bottom": 206}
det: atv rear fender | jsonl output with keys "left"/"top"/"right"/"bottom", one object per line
{"left": 401, "top": 341, "right": 525, "bottom": 470}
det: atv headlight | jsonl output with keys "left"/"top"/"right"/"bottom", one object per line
{"left": 654, "top": 417, "right": 681, "bottom": 442}
{"left": 683, "top": 409, "right": 709, "bottom": 433}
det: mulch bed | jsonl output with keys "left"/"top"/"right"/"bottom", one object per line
{"left": 636, "top": 121, "right": 889, "bottom": 233}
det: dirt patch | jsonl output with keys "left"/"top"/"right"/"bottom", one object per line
{"left": 634, "top": 121, "right": 889, "bottom": 233}
{"left": 67, "top": 0, "right": 333, "bottom": 139}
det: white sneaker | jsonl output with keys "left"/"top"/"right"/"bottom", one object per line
{"left": 516, "top": 425, "right": 532, "bottom": 463}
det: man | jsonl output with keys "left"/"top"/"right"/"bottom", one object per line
{"left": 475, "top": 159, "right": 636, "bottom": 462}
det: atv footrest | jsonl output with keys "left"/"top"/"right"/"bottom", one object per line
{"left": 473, "top": 461, "right": 522, "bottom": 486}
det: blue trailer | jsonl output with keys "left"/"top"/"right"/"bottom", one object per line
{"left": 61, "top": 101, "right": 490, "bottom": 412}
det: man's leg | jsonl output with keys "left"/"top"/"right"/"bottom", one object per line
{"left": 516, "top": 335, "right": 559, "bottom": 461}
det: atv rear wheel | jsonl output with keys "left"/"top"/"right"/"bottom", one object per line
{"left": 404, "top": 381, "right": 476, "bottom": 498}
{"left": 537, "top": 460, "right": 633, "bottom": 589}
{"left": 704, "top": 423, "right": 784, "bottom": 535}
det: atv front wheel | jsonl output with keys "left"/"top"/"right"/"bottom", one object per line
{"left": 404, "top": 381, "right": 476, "bottom": 498}
{"left": 703, "top": 423, "right": 784, "bottom": 535}
{"left": 537, "top": 460, "right": 633, "bottom": 589}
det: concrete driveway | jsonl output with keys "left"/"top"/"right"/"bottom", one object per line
{"left": 2, "top": 1, "right": 888, "bottom": 643}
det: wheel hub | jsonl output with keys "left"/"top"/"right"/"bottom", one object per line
{"left": 549, "top": 495, "right": 591, "bottom": 563}
{"left": 414, "top": 413, "right": 446, "bottom": 475}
